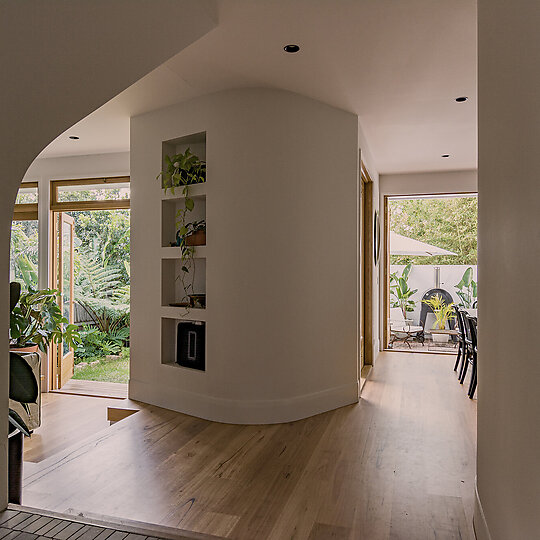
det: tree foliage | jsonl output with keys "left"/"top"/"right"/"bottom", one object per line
{"left": 389, "top": 196, "right": 477, "bottom": 265}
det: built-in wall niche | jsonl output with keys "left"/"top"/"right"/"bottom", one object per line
{"left": 161, "top": 318, "right": 206, "bottom": 371}
{"left": 162, "top": 257, "right": 206, "bottom": 308}
{"left": 161, "top": 131, "right": 206, "bottom": 191}
{"left": 161, "top": 192, "right": 206, "bottom": 247}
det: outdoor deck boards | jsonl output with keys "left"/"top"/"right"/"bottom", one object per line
{"left": 0, "top": 510, "right": 214, "bottom": 540}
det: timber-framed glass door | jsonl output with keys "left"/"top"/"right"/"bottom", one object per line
{"left": 52, "top": 212, "right": 75, "bottom": 389}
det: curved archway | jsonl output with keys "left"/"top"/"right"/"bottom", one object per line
{"left": 1, "top": 0, "right": 217, "bottom": 508}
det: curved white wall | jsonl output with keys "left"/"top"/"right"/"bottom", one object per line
{"left": 130, "top": 88, "right": 360, "bottom": 424}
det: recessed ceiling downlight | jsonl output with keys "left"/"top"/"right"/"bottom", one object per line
{"left": 69, "top": 136, "right": 80, "bottom": 140}
{"left": 441, "top": 154, "right": 450, "bottom": 158}
{"left": 283, "top": 44, "right": 300, "bottom": 53}
{"left": 455, "top": 96, "right": 468, "bottom": 102}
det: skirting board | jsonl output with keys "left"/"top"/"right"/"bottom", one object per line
{"left": 474, "top": 483, "right": 493, "bottom": 540}
{"left": 129, "top": 378, "right": 359, "bottom": 424}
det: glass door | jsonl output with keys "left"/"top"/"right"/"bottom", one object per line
{"left": 52, "top": 212, "right": 75, "bottom": 388}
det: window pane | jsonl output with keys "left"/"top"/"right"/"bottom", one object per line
{"left": 16, "top": 185, "right": 38, "bottom": 204}
{"left": 57, "top": 182, "right": 130, "bottom": 202}
{"left": 10, "top": 220, "right": 39, "bottom": 290}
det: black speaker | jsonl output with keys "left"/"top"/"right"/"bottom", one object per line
{"left": 176, "top": 321, "right": 205, "bottom": 371}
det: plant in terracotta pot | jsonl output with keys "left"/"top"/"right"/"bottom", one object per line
{"left": 422, "top": 293, "right": 456, "bottom": 343}
{"left": 9, "top": 281, "right": 81, "bottom": 353}
{"left": 183, "top": 219, "right": 206, "bottom": 247}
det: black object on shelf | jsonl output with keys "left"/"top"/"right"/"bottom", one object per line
{"left": 177, "top": 321, "right": 205, "bottom": 371}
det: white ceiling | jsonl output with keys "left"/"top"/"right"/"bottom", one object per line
{"left": 39, "top": 0, "right": 477, "bottom": 174}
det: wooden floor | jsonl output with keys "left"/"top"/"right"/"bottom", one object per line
{"left": 24, "top": 394, "right": 129, "bottom": 463}
{"left": 53, "top": 380, "right": 128, "bottom": 400}
{"left": 23, "top": 352, "right": 477, "bottom": 539}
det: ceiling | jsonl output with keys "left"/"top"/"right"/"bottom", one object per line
{"left": 39, "top": 0, "right": 477, "bottom": 174}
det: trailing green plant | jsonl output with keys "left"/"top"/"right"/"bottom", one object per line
{"left": 390, "top": 263, "right": 418, "bottom": 319}
{"left": 9, "top": 282, "right": 81, "bottom": 352}
{"left": 157, "top": 147, "right": 206, "bottom": 194}
{"left": 422, "top": 294, "right": 456, "bottom": 330}
{"left": 157, "top": 148, "right": 206, "bottom": 304}
{"left": 455, "top": 267, "right": 477, "bottom": 308}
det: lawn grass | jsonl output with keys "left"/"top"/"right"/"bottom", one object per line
{"left": 73, "top": 357, "right": 129, "bottom": 384}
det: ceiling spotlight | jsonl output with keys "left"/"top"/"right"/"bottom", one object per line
{"left": 441, "top": 154, "right": 450, "bottom": 158}
{"left": 283, "top": 44, "right": 300, "bottom": 53}
{"left": 455, "top": 96, "right": 468, "bottom": 102}
{"left": 69, "top": 136, "right": 80, "bottom": 140}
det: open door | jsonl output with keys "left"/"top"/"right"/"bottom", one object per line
{"left": 52, "top": 212, "right": 75, "bottom": 389}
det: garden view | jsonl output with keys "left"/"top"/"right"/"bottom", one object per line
{"left": 11, "top": 206, "right": 130, "bottom": 384}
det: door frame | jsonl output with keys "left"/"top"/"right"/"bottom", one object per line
{"left": 50, "top": 212, "right": 75, "bottom": 389}
{"left": 382, "top": 191, "right": 478, "bottom": 351}
{"left": 48, "top": 176, "right": 131, "bottom": 390}
{"left": 359, "top": 162, "right": 375, "bottom": 377}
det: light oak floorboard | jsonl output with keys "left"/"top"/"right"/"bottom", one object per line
{"left": 23, "top": 352, "right": 476, "bottom": 539}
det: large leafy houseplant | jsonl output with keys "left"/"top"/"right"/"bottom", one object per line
{"left": 422, "top": 294, "right": 456, "bottom": 330}
{"left": 157, "top": 148, "right": 207, "bottom": 305}
{"left": 9, "top": 282, "right": 81, "bottom": 352}
{"left": 390, "top": 263, "right": 418, "bottom": 319}
{"left": 455, "top": 267, "right": 477, "bottom": 308}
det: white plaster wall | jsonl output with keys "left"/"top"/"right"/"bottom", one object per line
{"left": 476, "top": 1, "right": 540, "bottom": 538}
{"left": 130, "top": 88, "right": 359, "bottom": 424}
{"left": 380, "top": 169, "right": 477, "bottom": 197}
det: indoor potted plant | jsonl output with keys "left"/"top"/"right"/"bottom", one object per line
{"left": 10, "top": 282, "right": 81, "bottom": 353}
{"left": 422, "top": 293, "right": 456, "bottom": 343}
{"left": 183, "top": 219, "right": 206, "bottom": 247}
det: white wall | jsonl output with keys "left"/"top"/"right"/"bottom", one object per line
{"left": 130, "top": 88, "right": 360, "bottom": 424}
{"left": 380, "top": 169, "right": 477, "bottom": 197}
{"left": 476, "top": 2, "right": 540, "bottom": 538}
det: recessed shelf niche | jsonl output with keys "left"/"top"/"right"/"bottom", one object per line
{"left": 161, "top": 258, "right": 206, "bottom": 307}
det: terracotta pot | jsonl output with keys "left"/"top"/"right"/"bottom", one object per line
{"left": 10, "top": 343, "right": 39, "bottom": 353}
{"left": 185, "top": 230, "right": 206, "bottom": 246}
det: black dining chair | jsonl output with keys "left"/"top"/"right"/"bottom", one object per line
{"left": 467, "top": 316, "right": 478, "bottom": 398}
{"left": 460, "top": 315, "right": 477, "bottom": 398}
{"left": 459, "top": 311, "right": 474, "bottom": 383}
{"left": 453, "top": 306, "right": 467, "bottom": 374}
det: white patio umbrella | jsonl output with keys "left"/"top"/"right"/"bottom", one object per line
{"left": 390, "top": 231, "right": 457, "bottom": 256}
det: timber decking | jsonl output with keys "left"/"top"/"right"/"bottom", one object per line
{"left": 0, "top": 507, "right": 219, "bottom": 540}
{"left": 23, "top": 352, "right": 477, "bottom": 539}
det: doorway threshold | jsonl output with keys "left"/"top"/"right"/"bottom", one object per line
{"left": 52, "top": 379, "right": 127, "bottom": 399}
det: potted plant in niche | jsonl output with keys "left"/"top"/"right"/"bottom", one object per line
{"left": 158, "top": 148, "right": 207, "bottom": 309}
{"left": 422, "top": 293, "right": 456, "bottom": 343}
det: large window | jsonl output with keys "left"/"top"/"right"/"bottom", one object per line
{"left": 11, "top": 182, "right": 39, "bottom": 290}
